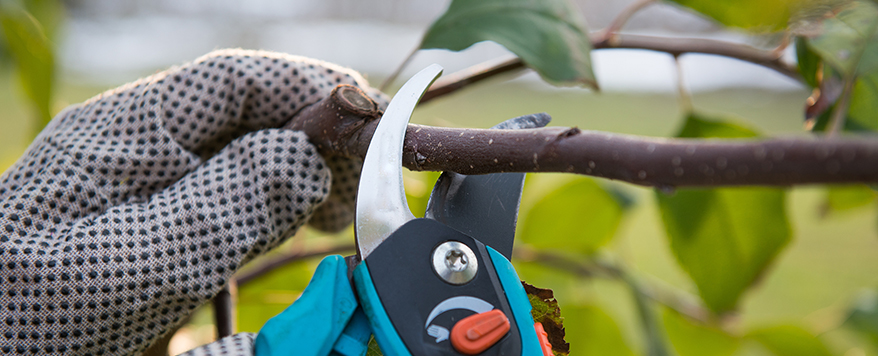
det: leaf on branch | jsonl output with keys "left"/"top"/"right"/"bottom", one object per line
{"left": 421, "top": 0, "right": 597, "bottom": 89}
{"left": 657, "top": 113, "right": 792, "bottom": 314}
{"left": 676, "top": 113, "right": 759, "bottom": 139}
{"left": 806, "top": 0, "right": 878, "bottom": 77}
{"left": 0, "top": 2, "right": 54, "bottom": 130}
{"left": 661, "top": 308, "right": 740, "bottom": 356}
{"left": 747, "top": 325, "right": 833, "bottom": 356}
{"left": 796, "top": 37, "right": 823, "bottom": 89}
{"left": 561, "top": 304, "right": 637, "bottom": 356}
{"left": 843, "top": 289, "right": 878, "bottom": 346}
{"left": 666, "top": 0, "right": 801, "bottom": 31}
{"left": 366, "top": 337, "right": 382, "bottom": 356}
{"left": 523, "top": 281, "right": 570, "bottom": 356}
{"left": 804, "top": 0, "right": 878, "bottom": 131}
{"left": 821, "top": 184, "right": 877, "bottom": 215}
{"left": 520, "top": 177, "right": 626, "bottom": 255}
{"left": 236, "top": 260, "right": 315, "bottom": 333}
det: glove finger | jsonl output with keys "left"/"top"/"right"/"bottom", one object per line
{"left": 304, "top": 87, "right": 389, "bottom": 233}
{"left": 0, "top": 49, "right": 379, "bottom": 209}
{"left": 307, "top": 155, "right": 361, "bottom": 232}
{"left": 0, "top": 129, "right": 329, "bottom": 355}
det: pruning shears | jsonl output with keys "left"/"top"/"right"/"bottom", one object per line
{"left": 254, "top": 65, "right": 554, "bottom": 356}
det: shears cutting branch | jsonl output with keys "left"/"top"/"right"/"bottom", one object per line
{"left": 255, "top": 65, "right": 555, "bottom": 356}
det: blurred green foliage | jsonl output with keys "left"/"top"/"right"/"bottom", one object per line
{"left": 748, "top": 325, "right": 834, "bottom": 356}
{"left": 0, "top": 0, "right": 61, "bottom": 133}
{"left": 3, "top": 0, "right": 878, "bottom": 355}
{"left": 520, "top": 177, "right": 627, "bottom": 254}
{"left": 802, "top": 0, "right": 878, "bottom": 131}
{"left": 666, "top": 0, "right": 799, "bottom": 30}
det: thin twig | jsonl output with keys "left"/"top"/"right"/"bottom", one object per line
{"left": 212, "top": 282, "right": 236, "bottom": 339}
{"left": 381, "top": 48, "right": 418, "bottom": 92}
{"left": 597, "top": 34, "right": 799, "bottom": 81}
{"left": 675, "top": 56, "right": 693, "bottom": 112}
{"left": 420, "top": 57, "right": 526, "bottom": 104}
{"left": 516, "top": 247, "right": 712, "bottom": 325}
{"left": 828, "top": 75, "right": 856, "bottom": 136}
{"left": 236, "top": 244, "right": 355, "bottom": 286}
{"left": 598, "top": 0, "right": 657, "bottom": 42}
{"left": 421, "top": 34, "right": 800, "bottom": 102}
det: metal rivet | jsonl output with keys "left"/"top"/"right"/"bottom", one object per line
{"left": 432, "top": 241, "right": 478, "bottom": 285}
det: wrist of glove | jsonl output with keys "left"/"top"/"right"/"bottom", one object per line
{"left": 0, "top": 49, "right": 385, "bottom": 355}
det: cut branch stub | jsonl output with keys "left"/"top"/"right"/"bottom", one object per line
{"left": 290, "top": 85, "right": 878, "bottom": 187}
{"left": 286, "top": 84, "right": 382, "bottom": 156}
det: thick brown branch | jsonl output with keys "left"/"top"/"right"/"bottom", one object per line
{"left": 402, "top": 125, "right": 878, "bottom": 187}
{"left": 293, "top": 86, "right": 878, "bottom": 188}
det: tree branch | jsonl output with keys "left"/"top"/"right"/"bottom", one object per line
{"left": 516, "top": 247, "right": 712, "bottom": 325}
{"left": 422, "top": 34, "right": 800, "bottom": 103}
{"left": 596, "top": 0, "right": 657, "bottom": 42}
{"left": 420, "top": 58, "right": 526, "bottom": 105}
{"left": 292, "top": 85, "right": 878, "bottom": 188}
{"left": 596, "top": 34, "right": 800, "bottom": 81}
{"left": 212, "top": 282, "right": 237, "bottom": 339}
{"left": 235, "top": 244, "right": 355, "bottom": 286}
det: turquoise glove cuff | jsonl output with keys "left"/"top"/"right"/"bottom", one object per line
{"left": 254, "top": 255, "right": 361, "bottom": 356}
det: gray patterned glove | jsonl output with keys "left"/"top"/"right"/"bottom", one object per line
{"left": 0, "top": 49, "right": 385, "bottom": 355}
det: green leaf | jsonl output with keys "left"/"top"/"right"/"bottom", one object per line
{"left": 404, "top": 171, "right": 440, "bottom": 218}
{"left": 805, "top": 0, "right": 878, "bottom": 77}
{"left": 626, "top": 277, "right": 672, "bottom": 356}
{"left": 823, "top": 184, "right": 877, "bottom": 213}
{"left": 666, "top": 0, "right": 798, "bottom": 31}
{"left": 421, "top": 0, "right": 596, "bottom": 88}
{"left": 0, "top": 2, "right": 54, "bottom": 128}
{"left": 21, "top": 0, "right": 64, "bottom": 41}
{"left": 801, "top": 1, "right": 878, "bottom": 133}
{"left": 796, "top": 36, "right": 823, "bottom": 88}
{"left": 658, "top": 186, "right": 791, "bottom": 313}
{"left": 561, "top": 304, "right": 637, "bottom": 356}
{"left": 662, "top": 309, "right": 740, "bottom": 356}
{"left": 843, "top": 290, "right": 878, "bottom": 345}
{"left": 523, "top": 282, "right": 569, "bottom": 355}
{"left": 847, "top": 71, "right": 878, "bottom": 130}
{"left": 748, "top": 325, "right": 833, "bottom": 356}
{"left": 677, "top": 112, "right": 760, "bottom": 139}
{"left": 366, "top": 337, "right": 382, "bottom": 356}
{"left": 520, "top": 177, "right": 625, "bottom": 254}
{"left": 657, "top": 113, "right": 791, "bottom": 313}
{"left": 236, "top": 260, "right": 316, "bottom": 333}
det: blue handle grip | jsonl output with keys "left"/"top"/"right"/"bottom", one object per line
{"left": 353, "top": 263, "right": 412, "bottom": 356}
{"left": 485, "top": 247, "right": 543, "bottom": 355}
{"left": 353, "top": 247, "right": 542, "bottom": 355}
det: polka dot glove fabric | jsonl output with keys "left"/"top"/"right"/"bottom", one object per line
{"left": 177, "top": 334, "right": 255, "bottom": 356}
{"left": 0, "top": 49, "right": 387, "bottom": 355}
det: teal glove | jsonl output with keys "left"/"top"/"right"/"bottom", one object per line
{"left": 254, "top": 255, "right": 372, "bottom": 356}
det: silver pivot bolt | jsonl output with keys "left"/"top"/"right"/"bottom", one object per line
{"left": 432, "top": 241, "right": 478, "bottom": 285}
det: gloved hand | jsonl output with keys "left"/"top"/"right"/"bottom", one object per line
{"left": 0, "top": 49, "right": 387, "bottom": 355}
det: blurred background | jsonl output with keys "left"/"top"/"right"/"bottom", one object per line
{"left": 1, "top": 0, "right": 876, "bottom": 355}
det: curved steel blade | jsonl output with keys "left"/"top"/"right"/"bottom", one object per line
{"left": 355, "top": 64, "right": 443, "bottom": 259}
{"left": 424, "top": 113, "right": 551, "bottom": 260}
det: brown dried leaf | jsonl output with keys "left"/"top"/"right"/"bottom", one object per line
{"left": 523, "top": 281, "right": 570, "bottom": 355}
